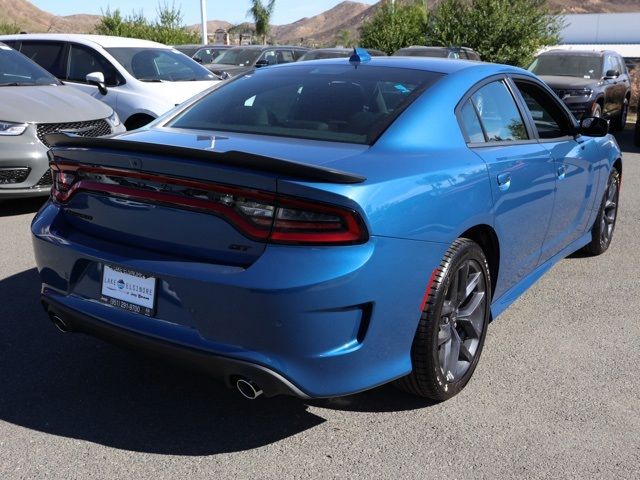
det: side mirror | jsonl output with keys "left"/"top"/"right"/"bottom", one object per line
{"left": 86, "top": 71, "right": 108, "bottom": 95}
{"left": 578, "top": 116, "right": 609, "bottom": 137}
{"left": 255, "top": 59, "right": 269, "bottom": 68}
{"left": 604, "top": 69, "right": 619, "bottom": 80}
{"left": 193, "top": 57, "right": 203, "bottom": 63}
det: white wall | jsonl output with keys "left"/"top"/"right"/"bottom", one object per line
{"left": 560, "top": 13, "right": 640, "bottom": 44}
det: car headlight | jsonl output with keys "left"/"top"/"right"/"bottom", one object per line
{"left": 564, "top": 89, "right": 593, "bottom": 99}
{"left": 106, "top": 111, "right": 121, "bottom": 128}
{"left": 0, "top": 121, "right": 28, "bottom": 136}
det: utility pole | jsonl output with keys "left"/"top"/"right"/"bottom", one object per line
{"left": 200, "top": 0, "right": 208, "bottom": 45}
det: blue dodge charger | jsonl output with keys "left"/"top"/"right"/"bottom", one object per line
{"left": 32, "top": 54, "right": 621, "bottom": 401}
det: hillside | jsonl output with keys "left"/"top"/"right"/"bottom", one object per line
{"left": 0, "top": 0, "right": 99, "bottom": 33}
{"left": 1, "top": 0, "right": 640, "bottom": 42}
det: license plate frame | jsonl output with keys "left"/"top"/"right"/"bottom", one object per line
{"left": 100, "top": 265, "right": 157, "bottom": 317}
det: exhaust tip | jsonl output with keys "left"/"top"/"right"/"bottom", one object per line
{"left": 236, "top": 378, "right": 263, "bottom": 400}
{"left": 48, "top": 312, "right": 71, "bottom": 333}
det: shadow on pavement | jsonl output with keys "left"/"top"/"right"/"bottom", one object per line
{"left": 615, "top": 124, "right": 639, "bottom": 154}
{"left": 0, "top": 268, "right": 428, "bottom": 455}
{"left": 0, "top": 197, "right": 47, "bottom": 218}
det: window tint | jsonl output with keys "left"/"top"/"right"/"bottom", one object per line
{"left": 471, "top": 81, "right": 528, "bottom": 142}
{"left": 460, "top": 101, "right": 485, "bottom": 142}
{"left": 604, "top": 55, "right": 618, "bottom": 75}
{"left": 2, "top": 41, "right": 17, "bottom": 49}
{"left": 67, "top": 44, "right": 119, "bottom": 85}
{"left": 261, "top": 50, "right": 277, "bottom": 65}
{"left": 514, "top": 81, "right": 572, "bottom": 139}
{"left": 106, "top": 48, "right": 215, "bottom": 81}
{"left": 615, "top": 56, "right": 626, "bottom": 74}
{"left": 276, "top": 50, "right": 294, "bottom": 64}
{"left": 168, "top": 65, "right": 443, "bottom": 145}
{"left": 19, "top": 41, "right": 66, "bottom": 78}
{"left": 529, "top": 55, "right": 602, "bottom": 79}
{"left": 0, "top": 47, "right": 59, "bottom": 86}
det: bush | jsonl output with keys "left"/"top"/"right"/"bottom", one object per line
{"left": 630, "top": 67, "right": 640, "bottom": 114}
{"left": 0, "top": 22, "right": 21, "bottom": 35}
{"left": 95, "top": 2, "right": 198, "bottom": 45}
{"left": 360, "top": 1, "right": 427, "bottom": 55}
{"left": 426, "top": 0, "right": 562, "bottom": 66}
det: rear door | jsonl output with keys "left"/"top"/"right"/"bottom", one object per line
{"left": 510, "top": 76, "right": 597, "bottom": 262}
{"left": 18, "top": 40, "right": 67, "bottom": 79}
{"left": 460, "top": 78, "right": 557, "bottom": 298}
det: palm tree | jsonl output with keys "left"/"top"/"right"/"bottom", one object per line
{"left": 247, "top": 0, "right": 276, "bottom": 45}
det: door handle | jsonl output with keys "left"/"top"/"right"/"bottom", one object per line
{"left": 497, "top": 173, "right": 511, "bottom": 191}
{"left": 557, "top": 165, "right": 567, "bottom": 180}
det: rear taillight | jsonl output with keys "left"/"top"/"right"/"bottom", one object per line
{"left": 50, "top": 163, "right": 367, "bottom": 245}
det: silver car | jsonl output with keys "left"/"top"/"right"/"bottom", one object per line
{"left": 0, "top": 42, "right": 124, "bottom": 199}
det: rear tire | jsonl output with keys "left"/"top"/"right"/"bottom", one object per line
{"left": 394, "top": 238, "right": 491, "bottom": 401}
{"left": 582, "top": 168, "right": 620, "bottom": 256}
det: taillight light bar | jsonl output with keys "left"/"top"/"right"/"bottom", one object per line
{"left": 50, "top": 163, "right": 368, "bottom": 245}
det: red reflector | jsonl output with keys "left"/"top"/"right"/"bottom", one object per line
{"left": 419, "top": 268, "right": 439, "bottom": 312}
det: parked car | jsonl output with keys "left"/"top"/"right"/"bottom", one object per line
{"left": 529, "top": 49, "right": 631, "bottom": 130}
{"left": 204, "top": 45, "right": 308, "bottom": 78}
{"left": 393, "top": 46, "right": 481, "bottom": 60}
{"left": 174, "top": 44, "right": 232, "bottom": 65}
{"left": 635, "top": 97, "right": 640, "bottom": 146}
{"left": 298, "top": 47, "right": 387, "bottom": 61}
{"left": 34, "top": 56, "right": 621, "bottom": 402}
{"left": 0, "top": 34, "right": 220, "bottom": 130}
{"left": 0, "top": 42, "right": 124, "bottom": 199}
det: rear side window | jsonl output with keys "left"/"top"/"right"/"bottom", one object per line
{"left": 2, "top": 41, "right": 17, "bottom": 49}
{"left": 19, "top": 41, "right": 66, "bottom": 78}
{"left": 168, "top": 65, "right": 443, "bottom": 145}
{"left": 276, "top": 50, "right": 295, "bottom": 64}
{"left": 470, "top": 81, "right": 528, "bottom": 142}
{"left": 67, "top": 44, "right": 120, "bottom": 86}
{"left": 460, "top": 101, "right": 485, "bottom": 143}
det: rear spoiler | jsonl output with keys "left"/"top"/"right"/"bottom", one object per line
{"left": 45, "top": 133, "right": 366, "bottom": 185}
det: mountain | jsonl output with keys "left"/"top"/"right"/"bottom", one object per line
{"left": 0, "top": 0, "right": 99, "bottom": 33}
{"left": 2, "top": 0, "right": 639, "bottom": 42}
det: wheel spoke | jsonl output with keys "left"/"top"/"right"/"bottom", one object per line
{"left": 443, "top": 326, "right": 462, "bottom": 380}
{"left": 438, "top": 324, "right": 451, "bottom": 346}
{"left": 457, "top": 316, "right": 481, "bottom": 339}
{"left": 458, "top": 291, "right": 485, "bottom": 318}
{"left": 465, "top": 272, "right": 482, "bottom": 299}
{"left": 441, "top": 300, "right": 455, "bottom": 316}
{"left": 456, "top": 262, "right": 469, "bottom": 305}
{"left": 459, "top": 342, "right": 474, "bottom": 363}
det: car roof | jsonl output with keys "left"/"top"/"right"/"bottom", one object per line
{"left": 538, "top": 49, "right": 612, "bottom": 57}
{"left": 0, "top": 33, "right": 170, "bottom": 49}
{"left": 227, "top": 45, "right": 307, "bottom": 51}
{"left": 268, "top": 56, "right": 522, "bottom": 76}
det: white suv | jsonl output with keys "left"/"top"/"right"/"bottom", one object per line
{"left": 0, "top": 34, "right": 220, "bottom": 130}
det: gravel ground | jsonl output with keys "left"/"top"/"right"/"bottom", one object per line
{"left": 0, "top": 130, "right": 638, "bottom": 480}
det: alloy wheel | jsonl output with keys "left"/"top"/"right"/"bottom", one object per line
{"left": 437, "top": 259, "right": 487, "bottom": 383}
{"left": 600, "top": 175, "right": 619, "bottom": 247}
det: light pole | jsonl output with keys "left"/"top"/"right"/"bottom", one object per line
{"left": 200, "top": 0, "right": 208, "bottom": 45}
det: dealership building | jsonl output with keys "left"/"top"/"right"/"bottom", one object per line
{"left": 544, "top": 13, "right": 640, "bottom": 68}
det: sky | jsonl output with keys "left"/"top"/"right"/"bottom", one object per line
{"left": 30, "top": 1, "right": 377, "bottom": 26}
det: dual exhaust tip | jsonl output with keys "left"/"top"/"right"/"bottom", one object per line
{"left": 47, "top": 309, "right": 265, "bottom": 400}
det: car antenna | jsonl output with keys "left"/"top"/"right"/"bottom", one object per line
{"left": 349, "top": 48, "right": 371, "bottom": 69}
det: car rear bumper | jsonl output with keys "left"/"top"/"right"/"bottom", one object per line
{"left": 32, "top": 201, "right": 449, "bottom": 398}
{"left": 41, "top": 295, "right": 309, "bottom": 398}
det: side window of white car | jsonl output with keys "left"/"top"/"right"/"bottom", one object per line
{"left": 67, "top": 44, "right": 120, "bottom": 86}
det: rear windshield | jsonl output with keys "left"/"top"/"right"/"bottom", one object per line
{"left": 529, "top": 55, "right": 603, "bottom": 79}
{"left": 0, "top": 45, "right": 59, "bottom": 86}
{"left": 168, "top": 64, "right": 443, "bottom": 144}
{"left": 211, "top": 48, "right": 262, "bottom": 67}
{"left": 106, "top": 47, "right": 216, "bottom": 82}
{"left": 395, "top": 48, "right": 449, "bottom": 58}
{"left": 299, "top": 51, "right": 349, "bottom": 61}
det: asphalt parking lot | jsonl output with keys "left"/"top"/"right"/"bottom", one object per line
{"left": 1, "top": 129, "right": 638, "bottom": 480}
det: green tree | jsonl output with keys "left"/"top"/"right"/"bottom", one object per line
{"left": 0, "top": 22, "right": 21, "bottom": 35}
{"left": 426, "top": 0, "right": 562, "bottom": 66}
{"left": 95, "top": 2, "right": 198, "bottom": 45}
{"left": 359, "top": 1, "right": 427, "bottom": 55}
{"left": 336, "top": 29, "right": 354, "bottom": 48}
{"left": 247, "top": 0, "right": 276, "bottom": 45}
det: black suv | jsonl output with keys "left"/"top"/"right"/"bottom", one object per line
{"left": 204, "top": 45, "right": 308, "bottom": 78}
{"left": 529, "top": 50, "right": 631, "bottom": 130}
{"left": 393, "top": 46, "right": 481, "bottom": 60}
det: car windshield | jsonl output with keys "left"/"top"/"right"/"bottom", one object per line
{"left": 529, "top": 55, "right": 603, "bottom": 79}
{"left": 395, "top": 48, "right": 449, "bottom": 58}
{"left": 0, "top": 45, "right": 59, "bottom": 86}
{"left": 168, "top": 64, "right": 443, "bottom": 145}
{"left": 299, "top": 51, "right": 349, "bottom": 61}
{"left": 211, "top": 48, "right": 262, "bottom": 66}
{"left": 106, "top": 47, "right": 216, "bottom": 82}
